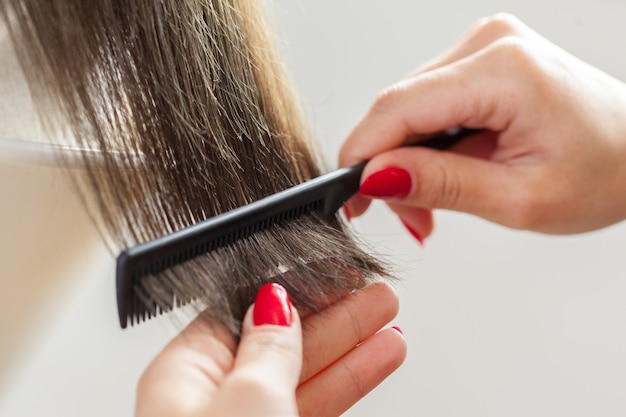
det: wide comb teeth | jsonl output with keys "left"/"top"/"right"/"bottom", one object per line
{"left": 127, "top": 282, "right": 193, "bottom": 327}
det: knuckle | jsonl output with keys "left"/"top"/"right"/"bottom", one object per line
{"left": 244, "top": 331, "right": 301, "bottom": 369}
{"left": 372, "top": 281, "right": 400, "bottom": 317}
{"left": 344, "top": 298, "right": 365, "bottom": 341}
{"left": 439, "top": 167, "right": 463, "bottom": 209}
{"left": 136, "top": 360, "right": 159, "bottom": 396}
{"left": 246, "top": 332, "right": 296, "bottom": 358}
{"left": 136, "top": 360, "right": 194, "bottom": 417}
{"left": 418, "top": 158, "right": 462, "bottom": 209}
{"left": 487, "top": 36, "right": 535, "bottom": 71}
{"left": 228, "top": 373, "right": 284, "bottom": 403}
{"left": 484, "top": 36, "right": 546, "bottom": 89}
{"left": 473, "top": 13, "right": 523, "bottom": 37}
{"left": 341, "top": 361, "right": 368, "bottom": 400}
{"left": 300, "top": 316, "right": 331, "bottom": 380}
{"left": 371, "top": 83, "right": 404, "bottom": 116}
{"left": 383, "top": 280, "right": 400, "bottom": 303}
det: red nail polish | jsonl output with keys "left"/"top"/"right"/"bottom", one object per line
{"left": 253, "top": 283, "right": 293, "bottom": 327}
{"left": 401, "top": 221, "right": 425, "bottom": 246}
{"left": 391, "top": 326, "right": 404, "bottom": 336}
{"left": 342, "top": 205, "right": 352, "bottom": 222}
{"left": 359, "top": 167, "right": 411, "bottom": 198}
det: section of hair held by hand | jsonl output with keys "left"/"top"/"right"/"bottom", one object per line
{"left": 0, "top": 0, "right": 391, "bottom": 334}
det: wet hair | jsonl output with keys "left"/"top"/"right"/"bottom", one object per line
{"left": 1, "top": 0, "right": 389, "bottom": 333}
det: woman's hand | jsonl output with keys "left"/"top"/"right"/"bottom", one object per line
{"left": 340, "top": 13, "right": 626, "bottom": 238}
{"left": 136, "top": 282, "right": 406, "bottom": 417}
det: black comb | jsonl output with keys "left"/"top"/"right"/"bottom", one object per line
{"left": 116, "top": 128, "right": 478, "bottom": 328}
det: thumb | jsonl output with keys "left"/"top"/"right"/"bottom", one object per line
{"left": 360, "top": 145, "right": 523, "bottom": 226}
{"left": 218, "top": 283, "right": 302, "bottom": 416}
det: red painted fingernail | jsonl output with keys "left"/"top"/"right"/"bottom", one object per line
{"left": 253, "top": 283, "right": 293, "bottom": 327}
{"left": 342, "top": 204, "right": 352, "bottom": 222}
{"left": 392, "top": 326, "right": 404, "bottom": 336}
{"left": 402, "top": 221, "right": 425, "bottom": 246}
{"left": 359, "top": 167, "right": 411, "bottom": 198}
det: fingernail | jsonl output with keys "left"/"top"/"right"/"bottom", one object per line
{"left": 359, "top": 167, "right": 411, "bottom": 198}
{"left": 391, "top": 326, "right": 404, "bottom": 336}
{"left": 342, "top": 205, "right": 352, "bottom": 222}
{"left": 253, "top": 283, "right": 293, "bottom": 327}
{"left": 402, "top": 221, "right": 425, "bottom": 246}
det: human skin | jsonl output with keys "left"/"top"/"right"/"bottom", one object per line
{"left": 135, "top": 282, "right": 406, "bottom": 417}
{"left": 340, "top": 13, "right": 626, "bottom": 239}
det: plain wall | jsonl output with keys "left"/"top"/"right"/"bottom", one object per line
{"left": 1, "top": 1, "right": 626, "bottom": 416}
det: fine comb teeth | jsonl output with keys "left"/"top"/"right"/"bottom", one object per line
{"left": 116, "top": 129, "right": 477, "bottom": 329}
{"left": 116, "top": 163, "right": 364, "bottom": 328}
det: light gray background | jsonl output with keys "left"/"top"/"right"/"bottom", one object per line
{"left": 1, "top": 1, "right": 626, "bottom": 416}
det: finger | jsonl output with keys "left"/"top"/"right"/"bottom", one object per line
{"left": 387, "top": 132, "right": 496, "bottom": 239}
{"left": 340, "top": 50, "right": 521, "bottom": 170}
{"left": 346, "top": 131, "right": 498, "bottom": 219}
{"left": 362, "top": 145, "right": 525, "bottom": 227}
{"left": 231, "top": 284, "right": 303, "bottom": 393}
{"left": 214, "top": 285, "right": 303, "bottom": 417}
{"left": 297, "top": 327, "right": 407, "bottom": 417}
{"left": 299, "top": 281, "right": 399, "bottom": 383}
{"left": 135, "top": 318, "right": 236, "bottom": 417}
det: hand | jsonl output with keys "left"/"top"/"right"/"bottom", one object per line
{"left": 135, "top": 282, "right": 406, "bottom": 417}
{"left": 340, "top": 13, "right": 626, "bottom": 237}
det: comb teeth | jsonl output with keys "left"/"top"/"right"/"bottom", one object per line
{"left": 122, "top": 198, "right": 325, "bottom": 328}
{"left": 142, "top": 198, "right": 322, "bottom": 277}
{"left": 128, "top": 278, "right": 189, "bottom": 326}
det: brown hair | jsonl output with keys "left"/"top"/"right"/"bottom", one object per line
{"left": 1, "top": 0, "right": 389, "bottom": 333}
